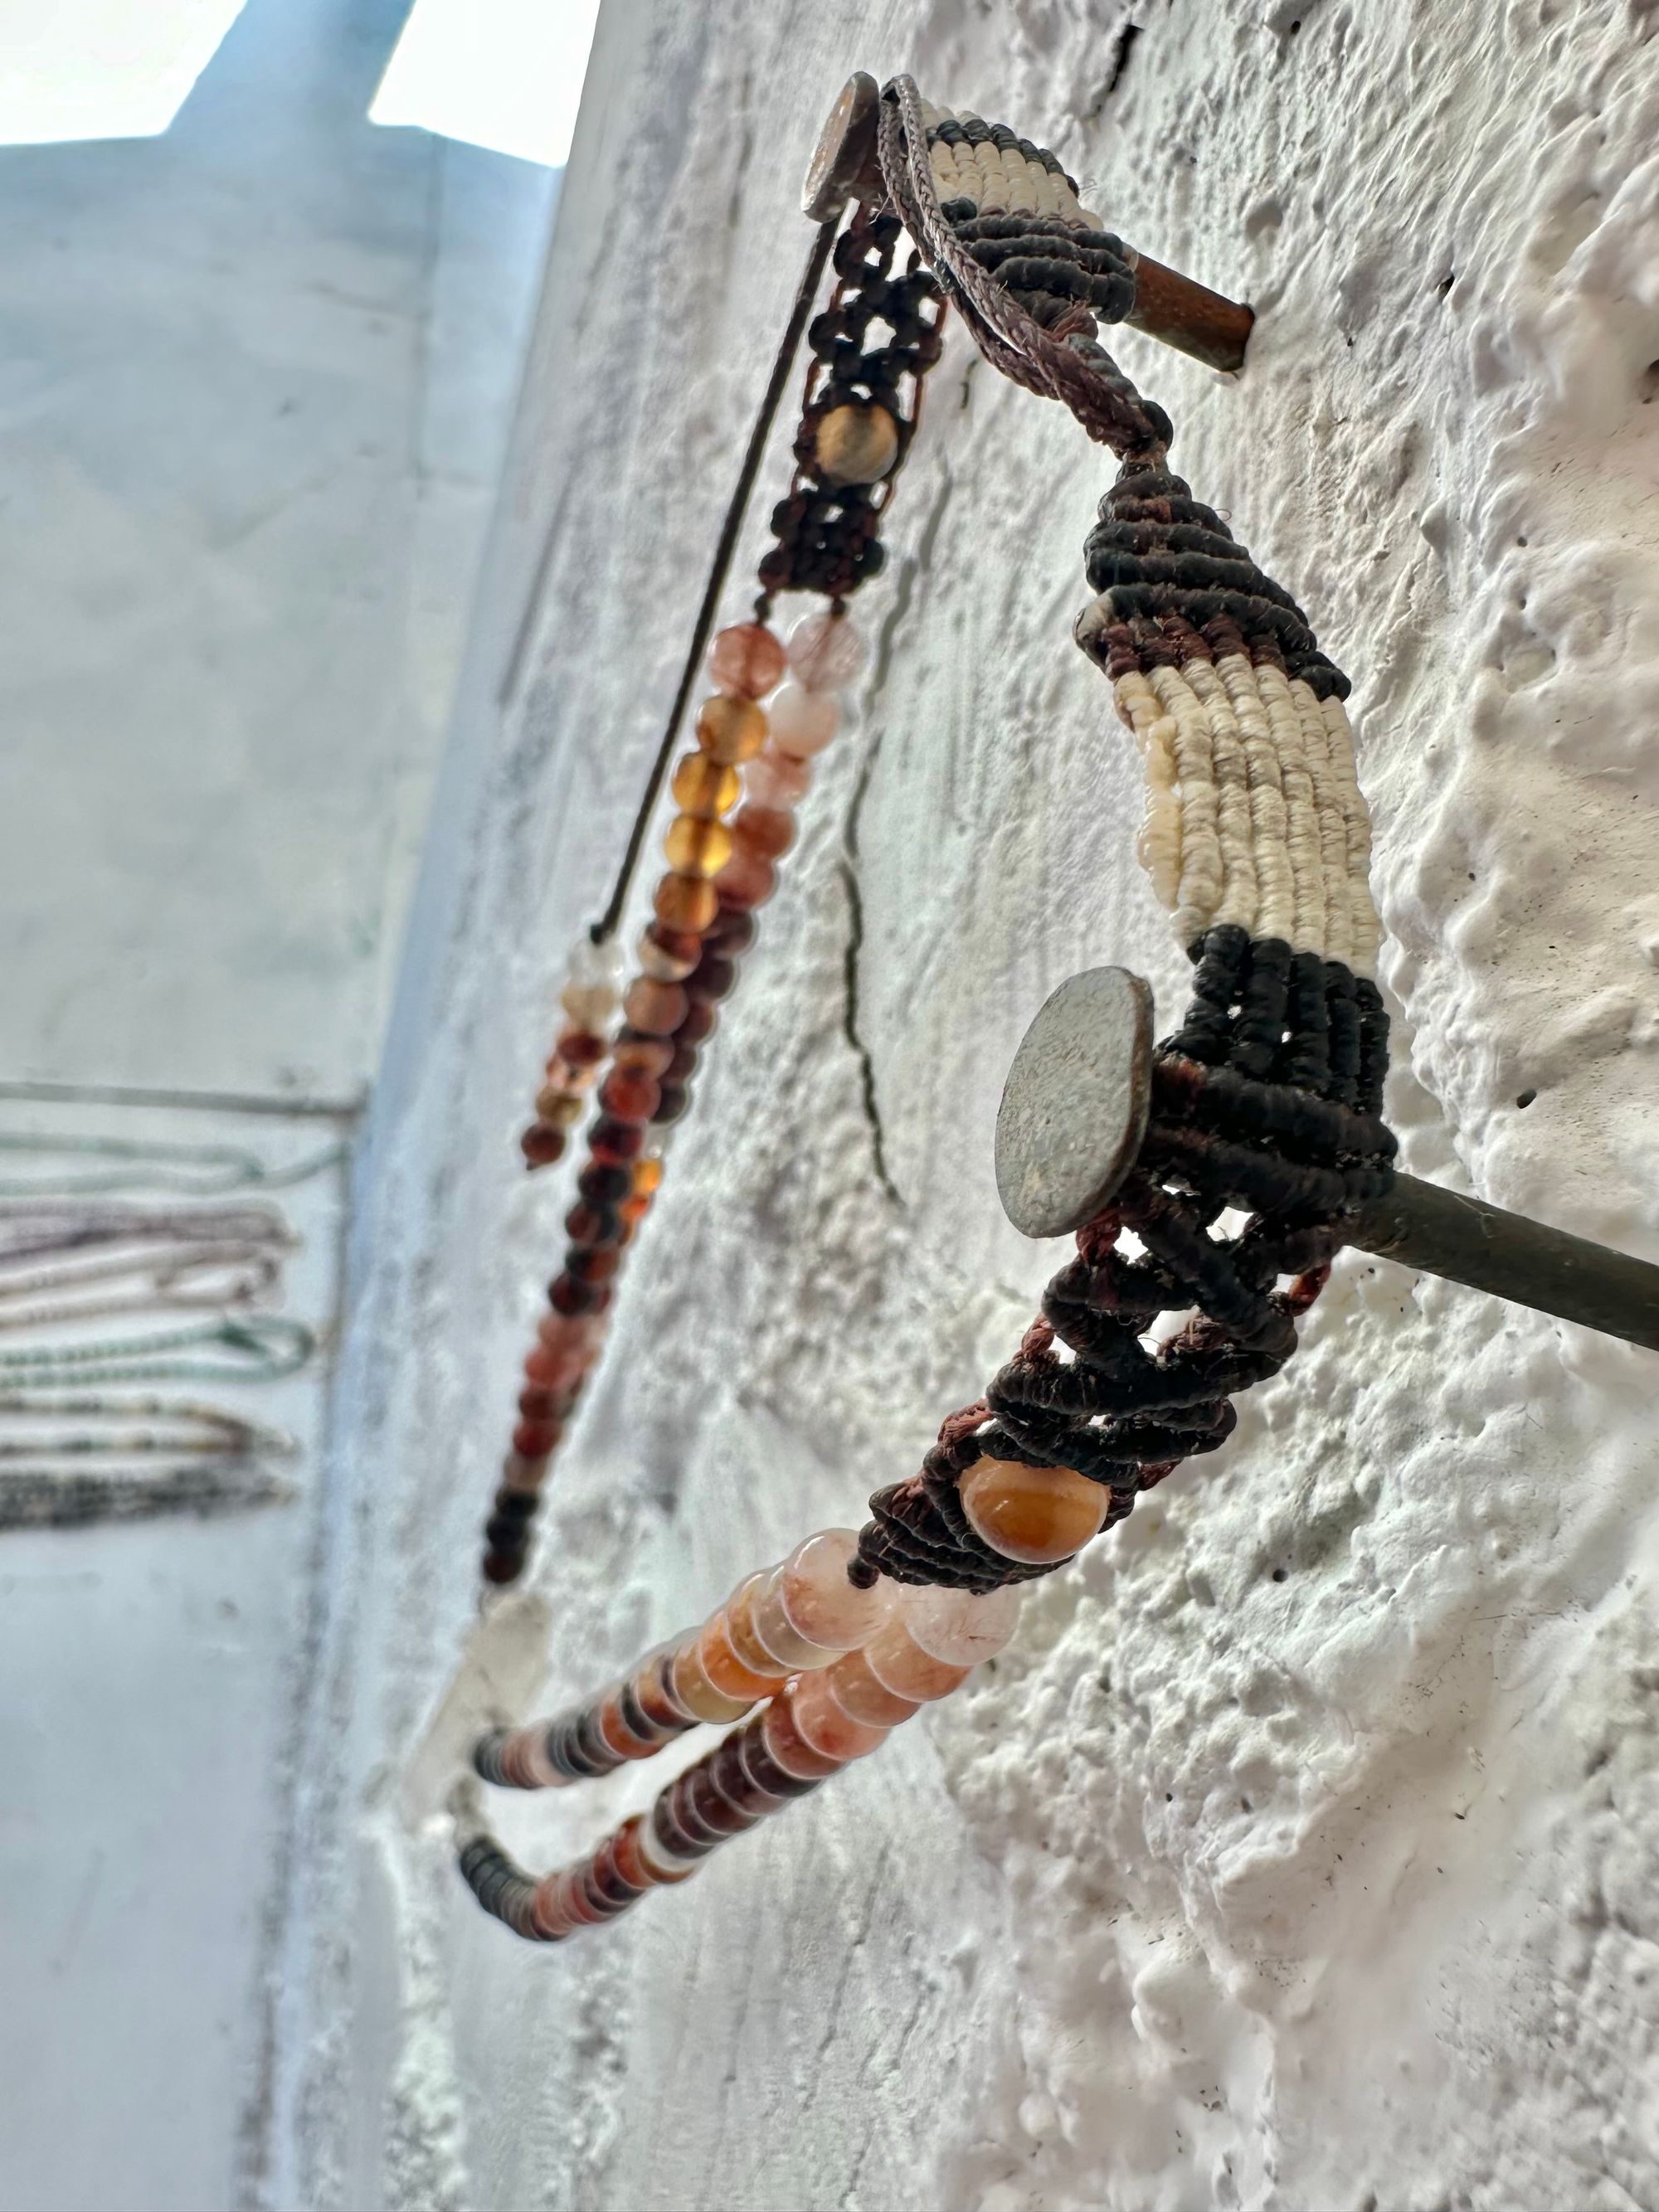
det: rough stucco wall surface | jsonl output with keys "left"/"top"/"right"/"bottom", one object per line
{"left": 272, "top": 3, "right": 1659, "bottom": 2207}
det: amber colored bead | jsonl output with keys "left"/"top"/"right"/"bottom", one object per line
{"left": 674, "top": 999, "right": 718, "bottom": 1048}
{"left": 650, "top": 1082, "right": 690, "bottom": 1125}
{"left": 632, "top": 1155, "right": 664, "bottom": 1199}
{"left": 520, "top": 1122, "right": 565, "bottom": 1169}
{"left": 639, "top": 923, "right": 703, "bottom": 980}
{"left": 654, "top": 872, "right": 720, "bottom": 933}
{"left": 611, "top": 1031, "right": 674, "bottom": 1077}
{"left": 698, "top": 1613, "right": 787, "bottom": 1702}
{"left": 513, "top": 1420, "right": 560, "bottom": 1459}
{"left": 671, "top": 751, "right": 741, "bottom": 819}
{"left": 622, "top": 978, "right": 688, "bottom": 1037}
{"left": 564, "top": 1201, "right": 622, "bottom": 1249}
{"left": 618, "top": 1194, "right": 651, "bottom": 1229}
{"left": 589, "top": 1115, "right": 644, "bottom": 1164}
{"left": 664, "top": 814, "right": 736, "bottom": 879}
{"left": 708, "top": 620, "right": 787, "bottom": 699}
{"left": 959, "top": 1457, "right": 1108, "bottom": 1564}
{"left": 567, "top": 1247, "right": 619, "bottom": 1286}
{"left": 599, "top": 1066, "right": 661, "bottom": 1123}
{"left": 696, "top": 693, "right": 767, "bottom": 765}
{"left": 705, "top": 906, "right": 757, "bottom": 955}
{"left": 715, "top": 845, "right": 776, "bottom": 911}
{"left": 549, "top": 1272, "right": 608, "bottom": 1317}
{"left": 814, "top": 399, "right": 899, "bottom": 486}
{"left": 732, "top": 805, "right": 795, "bottom": 862}
{"left": 555, "top": 1028, "right": 607, "bottom": 1067}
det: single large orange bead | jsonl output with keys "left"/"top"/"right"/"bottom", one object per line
{"left": 696, "top": 693, "right": 767, "bottom": 765}
{"left": 654, "top": 872, "right": 720, "bottom": 932}
{"left": 958, "top": 1457, "right": 1107, "bottom": 1563}
{"left": 672, "top": 753, "right": 741, "bottom": 819}
{"left": 663, "top": 814, "right": 734, "bottom": 878}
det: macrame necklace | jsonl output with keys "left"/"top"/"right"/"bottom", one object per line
{"left": 456, "top": 72, "right": 1399, "bottom": 1941}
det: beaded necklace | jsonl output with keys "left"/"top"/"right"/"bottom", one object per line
{"left": 457, "top": 75, "right": 1396, "bottom": 1942}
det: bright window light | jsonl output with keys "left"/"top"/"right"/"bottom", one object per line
{"left": 0, "top": 1, "right": 249, "bottom": 146}
{"left": 370, "top": 0, "right": 601, "bottom": 169}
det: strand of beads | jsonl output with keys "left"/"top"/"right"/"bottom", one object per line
{"left": 460, "top": 1561, "right": 1022, "bottom": 1940}
{"left": 518, "top": 937, "right": 625, "bottom": 1170}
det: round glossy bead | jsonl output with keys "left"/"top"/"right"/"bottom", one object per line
{"left": 959, "top": 1458, "right": 1108, "bottom": 1564}
{"left": 638, "top": 925, "right": 702, "bottom": 981}
{"left": 650, "top": 1082, "right": 689, "bottom": 1125}
{"left": 761, "top": 1698, "right": 845, "bottom": 1782}
{"left": 862, "top": 1618, "right": 972, "bottom": 1702}
{"left": 670, "top": 1641, "right": 753, "bottom": 1723}
{"left": 663, "top": 814, "right": 734, "bottom": 878}
{"left": 815, "top": 400, "right": 899, "bottom": 486}
{"left": 750, "top": 1566, "right": 839, "bottom": 1671}
{"left": 899, "top": 1582, "right": 1024, "bottom": 1665}
{"left": 622, "top": 978, "right": 687, "bottom": 1036}
{"left": 767, "top": 681, "right": 840, "bottom": 759}
{"left": 520, "top": 1123, "right": 565, "bottom": 1168}
{"left": 823, "top": 1648, "right": 920, "bottom": 1729}
{"left": 703, "top": 907, "right": 757, "bottom": 956}
{"left": 779, "top": 1529, "right": 888, "bottom": 1650}
{"left": 708, "top": 621, "right": 787, "bottom": 699}
{"left": 698, "top": 1612, "right": 786, "bottom": 1701}
{"left": 745, "top": 744, "right": 813, "bottom": 811}
{"left": 788, "top": 1672, "right": 890, "bottom": 1762}
{"left": 672, "top": 752, "right": 741, "bottom": 819}
{"left": 714, "top": 846, "right": 776, "bottom": 912}
{"left": 696, "top": 693, "right": 767, "bottom": 765}
{"left": 566, "top": 936, "right": 623, "bottom": 992}
{"left": 533, "top": 1087, "right": 584, "bottom": 1126}
{"left": 560, "top": 982, "right": 616, "bottom": 1030}
{"left": 786, "top": 609, "right": 867, "bottom": 693}
{"left": 611, "top": 1033, "right": 674, "bottom": 1077}
{"left": 674, "top": 998, "right": 718, "bottom": 1047}
{"left": 654, "top": 873, "right": 720, "bottom": 933}
{"left": 722, "top": 1572, "right": 787, "bottom": 1676}
{"left": 598, "top": 1067, "right": 660, "bottom": 1123}
{"left": 732, "top": 805, "right": 795, "bottom": 861}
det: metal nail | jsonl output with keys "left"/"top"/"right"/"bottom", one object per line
{"left": 804, "top": 78, "right": 1255, "bottom": 372}
{"left": 995, "top": 967, "right": 1659, "bottom": 1354}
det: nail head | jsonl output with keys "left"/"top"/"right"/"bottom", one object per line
{"left": 801, "top": 71, "right": 881, "bottom": 221}
{"left": 995, "top": 968, "right": 1154, "bottom": 1239}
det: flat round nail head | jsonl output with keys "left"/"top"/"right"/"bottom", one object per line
{"left": 995, "top": 968, "right": 1154, "bottom": 1239}
{"left": 801, "top": 72, "right": 881, "bottom": 221}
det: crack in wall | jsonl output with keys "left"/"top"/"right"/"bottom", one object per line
{"left": 837, "top": 460, "right": 959, "bottom": 1208}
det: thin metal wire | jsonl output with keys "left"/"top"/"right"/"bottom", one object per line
{"left": 590, "top": 214, "right": 841, "bottom": 945}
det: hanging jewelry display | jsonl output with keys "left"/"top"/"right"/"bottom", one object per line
{"left": 453, "top": 74, "right": 1659, "bottom": 1943}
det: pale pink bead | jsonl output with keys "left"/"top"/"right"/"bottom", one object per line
{"left": 787, "top": 610, "right": 867, "bottom": 693}
{"left": 788, "top": 1671, "right": 890, "bottom": 1762}
{"left": 750, "top": 1565, "right": 839, "bottom": 1670}
{"left": 779, "top": 1529, "right": 888, "bottom": 1650}
{"left": 670, "top": 1638, "right": 753, "bottom": 1723}
{"left": 899, "top": 1583, "right": 1024, "bottom": 1665}
{"left": 744, "top": 743, "right": 813, "bottom": 811}
{"left": 825, "top": 1647, "right": 921, "bottom": 1728}
{"left": 531, "top": 1873, "right": 576, "bottom": 1936}
{"left": 863, "top": 1618, "right": 971, "bottom": 1702}
{"left": 708, "top": 620, "right": 787, "bottom": 700}
{"left": 766, "top": 680, "right": 840, "bottom": 759}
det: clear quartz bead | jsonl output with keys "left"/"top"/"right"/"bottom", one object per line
{"left": 567, "top": 936, "right": 624, "bottom": 992}
{"left": 786, "top": 610, "right": 867, "bottom": 693}
{"left": 767, "top": 680, "right": 840, "bottom": 759}
{"left": 778, "top": 1529, "right": 888, "bottom": 1650}
{"left": 898, "top": 1582, "right": 1024, "bottom": 1665}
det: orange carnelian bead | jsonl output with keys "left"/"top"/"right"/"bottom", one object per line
{"left": 787, "top": 1671, "right": 890, "bottom": 1762}
{"left": 622, "top": 978, "right": 688, "bottom": 1036}
{"left": 670, "top": 1640, "right": 752, "bottom": 1723}
{"left": 654, "top": 872, "right": 720, "bottom": 932}
{"left": 632, "top": 1155, "right": 664, "bottom": 1198}
{"left": 958, "top": 1457, "right": 1107, "bottom": 1563}
{"left": 599, "top": 1066, "right": 661, "bottom": 1123}
{"left": 696, "top": 693, "right": 767, "bottom": 766}
{"left": 862, "top": 1618, "right": 971, "bottom": 1702}
{"left": 698, "top": 1613, "right": 786, "bottom": 1701}
{"left": 671, "top": 752, "right": 741, "bottom": 819}
{"left": 663, "top": 814, "right": 734, "bottom": 878}
{"left": 708, "top": 621, "right": 787, "bottom": 699}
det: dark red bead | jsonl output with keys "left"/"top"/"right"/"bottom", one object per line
{"left": 518, "top": 1386, "right": 559, "bottom": 1419}
{"left": 598, "top": 1067, "right": 661, "bottom": 1123}
{"left": 577, "top": 1163, "right": 633, "bottom": 1208}
{"left": 554, "top": 1028, "right": 606, "bottom": 1067}
{"left": 589, "top": 1116, "right": 645, "bottom": 1164}
{"left": 674, "top": 999, "right": 718, "bottom": 1047}
{"left": 664, "top": 1041, "right": 698, "bottom": 1082}
{"left": 513, "top": 1421, "right": 560, "bottom": 1459}
{"left": 520, "top": 1122, "right": 566, "bottom": 1169}
{"left": 704, "top": 907, "right": 757, "bottom": 955}
{"left": 650, "top": 1083, "right": 690, "bottom": 1125}
{"left": 482, "top": 1550, "right": 523, "bottom": 1585}
{"left": 564, "top": 1201, "right": 623, "bottom": 1248}
{"left": 687, "top": 954, "right": 736, "bottom": 1002}
{"left": 549, "top": 1272, "right": 608, "bottom": 1317}
{"left": 567, "top": 1247, "right": 619, "bottom": 1286}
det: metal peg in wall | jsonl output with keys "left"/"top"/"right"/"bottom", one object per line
{"left": 803, "top": 74, "right": 1256, "bottom": 373}
{"left": 995, "top": 968, "right": 1659, "bottom": 1355}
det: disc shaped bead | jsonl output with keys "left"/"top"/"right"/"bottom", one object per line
{"left": 761, "top": 1698, "right": 845, "bottom": 1782}
{"left": 663, "top": 814, "right": 734, "bottom": 878}
{"left": 862, "top": 1619, "right": 972, "bottom": 1702}
{"left": 698, "top": 1612, "right": 787, "bottom": 1702}
{"left": 788, "top": 1672, "right": 890, "bottom": 1762}
{"left": 767, "top": 680, "right": 840, "bottom": 759}
{"left": 670, "top": 1641, "right": 753, "bottom": 1723}
{"left": 697, "top": 693, "right": 768, "bottom": 765}
{"left": 823, "top": 1647, "right": 921, "bottom": 1729}
{"left": 899, "top": 1582, "right": 1024, "bottom": 1665}
{"left": 959, "top": 1457, "right": 1108, "bottom": 1564}
{"left": 750, "top": 1568, "right": 839, "bottom": 1671}
{"left": 708, "top": 621, "right": 787, "bottom": 699}
{"left": 778, "top": 1529, "right": 888, "bottom": 1650}
{"left": 786, "top": 609, "right": 868, "bottom": 693}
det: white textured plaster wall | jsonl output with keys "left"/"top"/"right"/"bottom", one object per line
{"left": 278, "top": 3, "right": 1659, "bottom": 2207}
